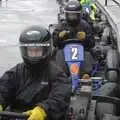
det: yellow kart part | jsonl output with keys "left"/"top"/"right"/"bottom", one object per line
{"left": 76, "top": 32, "right": 86, "bottom": 41}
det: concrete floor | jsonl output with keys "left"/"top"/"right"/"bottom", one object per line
{"left": 0, "top": 0, "right": 58, "bottom": 76}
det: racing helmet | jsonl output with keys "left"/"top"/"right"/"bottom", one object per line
{"left": 19, "top": 25, "right": 52, "bottom": 65}
{"left": 64, "top": 0, "right": 82, "bottom": 25}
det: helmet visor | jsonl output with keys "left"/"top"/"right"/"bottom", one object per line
{"left": 20, "top": 42, "right": 52, "bottom": 63}
{"left": 66, "top": 12, "right": 80, "bottom": 22}
{"left": 67, "top": 13, "right": 78, "bottom": 20}
{"left": 27, "top": 46, "right": 44, "bottom": 58}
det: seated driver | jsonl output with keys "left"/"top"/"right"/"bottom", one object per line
{"left": 52, "top": 0, "right": 94, "bottom": 50}
{"left": 0, "top": 25, "right": 71, "bottom": 120}
{"left": 53, "top": 0, "right": 94, "bottom": 79}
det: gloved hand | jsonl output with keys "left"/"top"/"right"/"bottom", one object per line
{"left": 76, "top": 32, "right": 86, "bottom": 41}
{"left": 23, "top": 106, "right": 46, "bottom": 120}
{"left": 0, "top": 105, "right": 3, "bottom": 111}
{"left": 59, "top": 30, "right": 68, "bottom": 40}
{"left": 0, "top": 105, "right": 3, "bottom": 119}
{"left": 82, "top": 74, "right": 90, "bottom": 80}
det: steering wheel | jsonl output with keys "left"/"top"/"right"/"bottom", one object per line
{"left": 0, "top": 111, "right": 28, "bottom": 119}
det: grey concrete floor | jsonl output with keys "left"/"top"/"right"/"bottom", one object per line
{"left": 0, "top": 0, "right": 59, "bottom": 76}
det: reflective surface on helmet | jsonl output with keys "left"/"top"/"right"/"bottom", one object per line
{"left": 67, "top": 13, "right": 78, "bottom": 20}
{"left": 27, "top": 46, "right": 43, "bottom": 57}
{"left": 64, "top": 10, "right": 82, "bottom": 14}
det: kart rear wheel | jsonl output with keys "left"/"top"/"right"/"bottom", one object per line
{"left": 106, "top": 49, "right": 119, "bottom": 82}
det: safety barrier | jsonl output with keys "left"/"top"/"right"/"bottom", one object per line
{"left": 95, "top": 0, "right": 120, "bottom": 55}
{"left": 105, "top": 0, "right": 120, "bottom": 6}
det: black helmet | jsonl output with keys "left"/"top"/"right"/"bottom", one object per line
{"left": 64, "top": 0, "right": 82, "bottom": 25}
{"left": 19, "top": 25, "right": 52, "bottom": 65}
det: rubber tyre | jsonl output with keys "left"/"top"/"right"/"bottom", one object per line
{"left": 106, "top": 49, "right": 119, "bottom": 82}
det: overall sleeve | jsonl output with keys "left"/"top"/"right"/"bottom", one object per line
{"left": 39, "top": 70, "right": 71, "bottom": 120}
{"left": 0, "top": 66, "right": 17, "bottom": 108}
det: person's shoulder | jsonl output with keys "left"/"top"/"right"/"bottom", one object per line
{"left": 15, "top": 62, "right": 25, "bottom": 69}
{"left": 3, "top": 62, "right": 25, "bottom": 74}
{"left": 10, "top": 62, "right": 25, "bottom": 72}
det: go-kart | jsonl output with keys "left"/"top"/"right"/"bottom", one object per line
{"left": 62, "top": 38, "right": 119, "bottom": 119}
{"left": 49, "top": 22, "right": 119, "bottom": 94}
{"left": 62, "top": 38, "right": 119, "bottom": 92}
{"left": 48, "top": 3, "right": 120, "bottom": 117}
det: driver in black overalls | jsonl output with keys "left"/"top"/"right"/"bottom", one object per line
{"left": 52, "top": 0, "right": 95, "bottom": 79}
{"left": 0, "top": 25, "right": 71, "bottom": 120}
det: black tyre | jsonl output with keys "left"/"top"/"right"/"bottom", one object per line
{"left": 96, "top": 102, "right": 117, "bottom": 120}
{"left": 106, "top": 49, "right": 119, "bottom": 82}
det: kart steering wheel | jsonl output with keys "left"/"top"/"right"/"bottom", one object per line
{"left": 0, "top": 111, "right": 28, "bottom": 119}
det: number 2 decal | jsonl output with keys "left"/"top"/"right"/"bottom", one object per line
{"left": 72, "top": 47, "right": 78, "bottom": 60}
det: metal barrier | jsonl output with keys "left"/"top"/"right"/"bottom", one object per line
{"left": 112, "top": 0, "right": 120, "bottom": 6}
{"left": 105, "top": 0, "right": 120, "bottom": 6}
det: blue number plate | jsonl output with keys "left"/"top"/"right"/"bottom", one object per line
{"left": 64, "top": 43, "right": 84, "bottom": 62}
